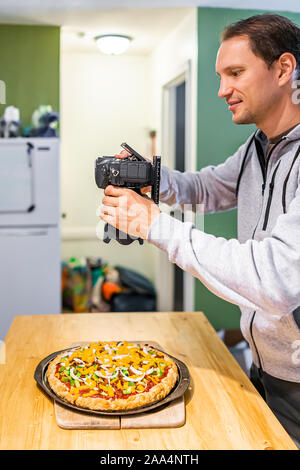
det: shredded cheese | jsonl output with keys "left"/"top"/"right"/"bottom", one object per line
{"left": 56, "top": 340, "right": 169, "bottom": 400}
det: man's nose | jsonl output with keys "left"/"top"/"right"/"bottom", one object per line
{"left": 218, "top": 80, "right": 233, "bottom": 99}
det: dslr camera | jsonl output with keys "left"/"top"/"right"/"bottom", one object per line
{"left": 95, "top": 143, "right": 161, "bottom": 245}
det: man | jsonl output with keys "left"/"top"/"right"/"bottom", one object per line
{"left": 100, "top": 14, "right": 300, "bottom": 445}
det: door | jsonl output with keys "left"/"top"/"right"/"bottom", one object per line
{"left": 173, "top": 81, "right": 186, "bottom": 311}
{"left": 158, "top": 61, "right": 194, "bottom": 313}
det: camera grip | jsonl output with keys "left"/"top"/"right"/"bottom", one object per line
{"left": 103, "top": 222, "right": 143, "bottom": 245}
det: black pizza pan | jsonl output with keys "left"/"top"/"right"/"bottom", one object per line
{"left": 34, "top": 346, "right": 191, "bottom": 416}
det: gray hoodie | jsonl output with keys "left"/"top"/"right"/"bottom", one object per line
{"left": 146, "top": 124, "right": 300, "bottom": 382}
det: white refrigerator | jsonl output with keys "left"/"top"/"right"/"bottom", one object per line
{"left": 0, "top": 138, "right": 61, "bottom": 339}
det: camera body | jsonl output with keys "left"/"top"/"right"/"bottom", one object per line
{"left": 95, "top": 143, "right": 161, "bottom": 244}
{"left": 95, "top": 156, "right": 152, "bottom": 193}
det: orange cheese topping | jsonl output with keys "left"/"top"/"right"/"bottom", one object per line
{"left": 56, "top": 341, "right": 172, "bottom": 400}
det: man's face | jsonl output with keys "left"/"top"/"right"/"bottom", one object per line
{"left": 215, "top": 35, "right": 280, "bottom": 125}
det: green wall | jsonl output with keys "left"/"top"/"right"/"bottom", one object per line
{"left": 195, "top": 7, "right": 300, "bottom": 329}
{"left": 0, "top": 24, "right": 60, "bottom": 130}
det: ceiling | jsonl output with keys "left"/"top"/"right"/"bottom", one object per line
{"left": 0, "top": 0, "right": 300, "bottom": 55}
{"left": 59, "top": 8, "right": 194, "bottom": 55}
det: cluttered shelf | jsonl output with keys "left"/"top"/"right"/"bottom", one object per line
{"left": 61, "top": 257, "right": 157, "bottom": 314}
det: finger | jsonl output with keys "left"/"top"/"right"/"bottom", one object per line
{"left": 104, "top": 185, "right": 127, "bottom": 197}
{"left": 141, "top": 186, "right": 152, "bottom": 194}
{"left": 100, "top": 212, "right": 114, "bottom": 225}
{"left": 102, "top": 195, "right": 119, "bottom": 207}
{"left": 100, "top": 212, "right": 117, "bottom": 228}
{"left": 101, "top": 205, "right": 116, "bottom": 216}
{"left": 115, "top": 149, "right": 131, "bottom": 159}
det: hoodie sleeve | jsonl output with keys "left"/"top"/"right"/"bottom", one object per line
{"left": 147, "top": 179, "right": 300, "bottom": 318}
{"left": 159, "top": 137, "right": 252, "bottom": 213}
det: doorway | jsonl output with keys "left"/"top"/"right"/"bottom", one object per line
{"left": 173, "top": 80, "right": 185, "bottom": 311}
{"left": 159, "top": 61, "right": 195, "bottom": 313}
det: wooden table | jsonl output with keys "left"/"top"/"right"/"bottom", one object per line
{"left": 0, "top": 312, "right": 297, "bottom": 450}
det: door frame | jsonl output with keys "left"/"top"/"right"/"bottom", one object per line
{"left": 158, "top": 59, "right": 195, "bottom": 313}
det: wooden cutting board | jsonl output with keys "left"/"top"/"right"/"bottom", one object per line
{"left": 54, "top": 341, "right": 186, "bottom": 430}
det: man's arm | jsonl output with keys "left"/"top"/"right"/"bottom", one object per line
{"left": 159, "top": 134, "right": 254, "bottom": 213}
{"left": 147, "top": 175, "right": 300, "bottom": 318}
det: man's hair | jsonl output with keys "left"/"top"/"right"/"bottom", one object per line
{"left": 221, "top": 14, "right": 300, "bottom": 80}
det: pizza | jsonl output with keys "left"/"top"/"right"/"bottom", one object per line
{"left": 46, "top": 341, "right": 178, "bottom": 411}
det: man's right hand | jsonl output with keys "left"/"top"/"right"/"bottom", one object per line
{"left": 115, "top": 149, "right": 152, "bottom": 195}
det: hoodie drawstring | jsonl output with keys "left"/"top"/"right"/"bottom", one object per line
{"left": 282, "top": 145, "right": 300, "bottom": 213}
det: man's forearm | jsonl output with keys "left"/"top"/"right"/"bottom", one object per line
{"left": 146, "top": 205, "right": 300, "bottom": 318}
{"left": 159, "top": 138, "right": 250, "bottom": 213}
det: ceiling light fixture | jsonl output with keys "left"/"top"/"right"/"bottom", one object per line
{"left": 94, "top": 34, "right": 132, "bottom": 55}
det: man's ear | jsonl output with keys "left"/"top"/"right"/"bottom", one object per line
{"left": 277, "top": 52, "right": 297, "bottom": 86}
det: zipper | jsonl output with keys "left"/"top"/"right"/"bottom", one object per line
{"left": 262, "top": 161, "right": 281, "bottom": 231}
{"left": 254, "top": 137, "right": 286, "bottom": 232}
{"left": 249, "top": 137, "right": 285, "bottom": 373}
{"left": 251, "top": 139, "right": 268, "bottom": 238}
{"left": 256, "top": 137, "right": 285, "bottom": 197}
{"left": 249, "top": 311, "right": 263, "bottom": 377}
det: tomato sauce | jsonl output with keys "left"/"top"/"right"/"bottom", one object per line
{"left": 54, "top": 359, "right": 171, "bottom": 400}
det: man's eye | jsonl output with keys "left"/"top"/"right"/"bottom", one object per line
{"left": 232, "top": 70, "right": 242, "bottom": 77}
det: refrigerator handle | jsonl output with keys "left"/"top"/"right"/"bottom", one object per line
{"left": 0, "top": 230, "right": 48, "bottom": 237}
{"left": 27, "top": 142, "right": 34, "bottom": 168}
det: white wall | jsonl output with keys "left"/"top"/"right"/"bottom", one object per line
{"left": 150, "top": 9, "right": 198, "bottom": 168}
{"left": 60, "top": 51, "right": 157, "bottom": 281}
{"left": 60, "top": 9, "right": 197, "bottom": 303}
{"left": 149, "top": 9, "right": 198, "bottom": 311}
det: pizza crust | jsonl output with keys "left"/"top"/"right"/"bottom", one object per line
{"left": 46, "top": 345, "right": 178, "bottom": 411}
{"left": 47, "top": 349, "right": 79, "bottom": 405}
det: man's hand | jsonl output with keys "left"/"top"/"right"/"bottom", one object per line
{"left": 100, "top": 185, "right": 160, "bottom": 240}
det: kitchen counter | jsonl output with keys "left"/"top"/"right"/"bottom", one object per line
{"left": 0, "top": 312, "right": 297, "bottom": 450}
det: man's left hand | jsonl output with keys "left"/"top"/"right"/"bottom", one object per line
{"left": 100, "top": 185, "right": 161, "bottom": 240}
